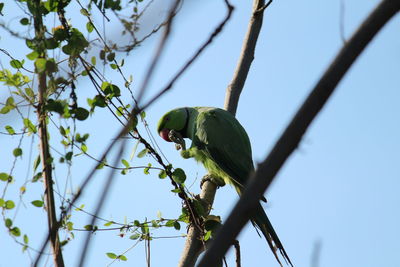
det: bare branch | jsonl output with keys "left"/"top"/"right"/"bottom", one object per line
{"left": 139, "top": 0, "right": 234, "bottom": 112}
{"left": 178, "top": 177, "right": 218, "bottom": 267}
{"left": 198, "top": 1, "right": 400, "bottom": 266}
{"left": 224, "top": 0, "right": 271, "bottom": 116}
{"left": 234, "top": 240, "right": 241, "bottom": 267}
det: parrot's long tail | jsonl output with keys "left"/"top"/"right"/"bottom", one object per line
{"left": 251, "top": 203, "right": 293, "bottom": 267}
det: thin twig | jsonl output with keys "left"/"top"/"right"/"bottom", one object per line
{"left": 135, "top": 0, "right": 181, "bottom": 105}
{"left": 77, "top": 140, "right": 126, "bottom": 267}
{"left": 139, "top": 0, "right": 234, "bottom": 112}
{"left": 234, "top": 240, "right": 241, "bottom": 267}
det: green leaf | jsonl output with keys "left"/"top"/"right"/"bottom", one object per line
{"left": 24, "top": 87, "right": 35, "bottom": 98}
{"left": 104, "top": 221, "right": 114, "bottom": 227}
{"left": 0, "top": 198, "right": 4, "bottom": 207}
{"left": 84, "top": 224, "right": 97, "bottom": 231}
{"left": 26, "top": 51, "right": 39, "bottom": 60}
{"left": 91, "top": 56, "right": 96, "bottom": 65}
{"left": 0, "top": 106, "right": 10, "bottom": 114}
{"left": 158, "top": 170, "right": 167, "bottom": 179}
{"left": 5, "top": 126, "right": 15, "bottom": 134}
{"left": 5, "top": 200, "right": 15, "bottom": 209}
{"left": 5, "top": 218, "right": 12, "bottom": 228}
{"left": 172, "top": 168, "right": 186, "bottom": 184}
{"left": 13, "top": 148, "right": 22, "bottom": 157}
{"left": 165, "top": 220, "right": 175, "bottom": 227}
{"left": 10, "top": 59, "right": 23, "bottom": 69}
{"left": 45, "top": 58, "right": 58, "bottom": 72}
{"left": 23, "top": 118, "right": 37, "bottom": 133}
{"left": 137, "top": 148, "right": 148, "bottom": 158}
{"left": 31, "top": 200, "right": 44, "bottom": 207}
{"left": 61, "top": 28, "right": 89, "bottom": 56}
{"left": 0, "top": 173, "right": 9, "bottom": 181}
{"left": 140, "top": 111, "right": 146, "bottom": 120}
{"left": 43, "top": 0, "right": 58, "bottom": 11}
{"left": 121, "top": 159, "right": 129, "bottom": 168}
{"left": 106, "top": 252, "right": 117, "bottom": 259}
{"left": 10, "top": 227, "right": 21, "bottom": 237}
{"left": 45, "top": 38, "right": 58, "bottom": 50}
{"left": 34, "top": 58, "right": 47, "bottom": 73}
{"left": 0, "top": 3, "right": 4, "bottom": 16}
{"left": 72, "top": 107, "right": 89, "bottom": 121}
{"left": 141, "top": 224, "right": 149, "bottom": 235}
{"left": 81, "top": 144, "right": 88, "bottom": 153}
{"left": 23, "top": 234, "right": 29, "bottom": 244}
{"left": 96, "top": 161, "right": 106, "bottom": 169}
{"left": 100, "top": 50, "right": 105, "bottom": 60}
{"left": 204, "top": 230, "right": 212, "bottom": 241}
{"left": 173, "top": 221, "right": 181, "bottom": 230}
{"left": 118, "top": 255, "right": 127, "bottom": 261}
{"left": 193, "top": 199, "right": 206, "bottom": 217}
{"left": 20, "top": 18, "right": 29, "bottom": 25}
{"left": 33, "top": 156, "right": 41, "bottom": 172}
{"left": 171, "top": 188, "right": 181, "bottom": 193}
{"left": 80, "top": 8, "right": 89, "bottom": 16}
{"left": 107, "top": 52, "right": 115, "bottom": 61}
{"left": 32, "top": 172, "right": 42, "bottom": 182}
{"left": 144, "top": 163, "right": 151, "bottom": 175}
{"left": 129, "top": 233, "right": 141, "bottom": 240}
{"left": 65, "top": 151, "right": 73, "bottom": 161}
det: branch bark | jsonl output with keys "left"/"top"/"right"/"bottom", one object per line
{"left": 224, "top": 0, "right": 269, "bottom": 115}
{"left": 178, "top": 0, "right": 267, "bottom": 266}
{"left": 198, "top": 1, "right": 400, "bottom": 266}
{"left": 33, "top": 0, "right": 65, "bottom": 266}
{"left": 178, "top": 179, "right": 218, "bottom": 267}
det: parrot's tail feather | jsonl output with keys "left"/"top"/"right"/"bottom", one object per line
{"left": 252, "top": 204, "right": 293, "bottom": 267}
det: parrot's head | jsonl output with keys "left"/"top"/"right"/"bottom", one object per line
{"left": 157, "top": 108, "right": 189, "bottom": 142}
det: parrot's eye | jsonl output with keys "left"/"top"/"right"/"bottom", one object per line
{"left": 165, "top": 117, "right": 170, "bottom": 121}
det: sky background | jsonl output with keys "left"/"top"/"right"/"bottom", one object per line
{"left": 1, "top": 0, "right": 400, "bottom": 267}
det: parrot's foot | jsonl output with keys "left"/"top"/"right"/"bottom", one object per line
{"left": 168, "top": 130, "right": 186, "bottom": 150}
{"left": 201, "top": 174, "right": 225, "bottom": 189}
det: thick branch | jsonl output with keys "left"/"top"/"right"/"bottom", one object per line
{"left": 198, "top": 1, "right": 400, "bottom": 266}
{"left": 33, "top": 0, "right": 64, "bottom": 266}
{"left": 178, "top": 179, "right": 218, "bottom": 267}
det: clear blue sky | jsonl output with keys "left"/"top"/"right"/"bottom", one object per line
{"left": 1, "top": 0, "right": 399, "bottom": 266}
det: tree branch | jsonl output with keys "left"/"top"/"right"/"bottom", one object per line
{"left": 33, "top": 0, "right": 64, "bottom": 266}
{"left": 198, "top": 0, "right": 400, "bottom": 266}
{"left": 224, "top": 0, "right": 270, "bottom": 115}
{"left": 178, "top": 177, "right": 218, "bottom": 267}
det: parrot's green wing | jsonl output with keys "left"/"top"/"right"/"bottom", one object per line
{"left": 193, "top": 108, "right": 292, "bottom": 266}
{"left": 193, "top": 108, "right": 254, "bottom": 191}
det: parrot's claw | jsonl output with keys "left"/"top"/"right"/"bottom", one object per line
{"left": 201, "top": 174, "right": 225, "bottom": 189}
{"left": 168, "top": 130, "right": 186, "bottom": 150}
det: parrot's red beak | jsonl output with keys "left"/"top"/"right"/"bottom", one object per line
{"left": 159, "top": 128, "right": 171, "bottom": 142}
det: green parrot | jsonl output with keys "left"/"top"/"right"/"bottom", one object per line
{"left": 157, "top": 107, "right": 291, "bottom": 266}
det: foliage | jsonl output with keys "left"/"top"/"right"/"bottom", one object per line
{"left": 0, "top": 0, "right": 215, "bottom": 265}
